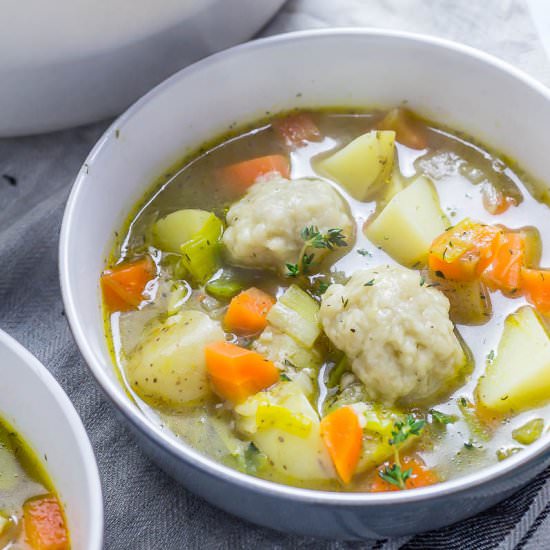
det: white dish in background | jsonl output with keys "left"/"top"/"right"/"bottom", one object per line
{"left": 0, "top": 330, "right": 103, "bottom": 548}
{"left": 0, "top": 0, "right": 285, "bottom": 137}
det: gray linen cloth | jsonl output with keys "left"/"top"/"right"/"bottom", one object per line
{"left": 1, "top": 1, "right": 550, "bottom": 547}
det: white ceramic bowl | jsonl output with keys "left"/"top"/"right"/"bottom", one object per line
{"left": 0, "top": 0, "right": 285, "bottom": 136}
{"left": 60, "top": 29, "right": 550, "bottom": 538}
{"left": 0, "top": 330, "right": 103, "bottom": 548}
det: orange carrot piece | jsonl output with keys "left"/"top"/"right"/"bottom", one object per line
{"left": 101, "top": 256, "right": 156, "bottom": 312}
{"left": 320, "top": 406, "right": 362, "bottom": 484}
{"left": 205, "top": 341, "right": 279, "bottom": 403}
{"left": 370, "top": 456, "right": 438, "bottom": 492}
{"left": 224, "top": 287, "right": 275, "bottom": 335}
{"left": 428, "top": 220, "right": 501, "bottom": 281}
{"left": 23, "top": 495, "right": 69, "bottom": 550}
{"left": 272, "top": 113, "right": 322, "bottom": 147}
{"left": 376, "top": 108, "right": 428, "bottom": 150}
{"left": 522, "top": 268, "right": 550, "bottom": 315}
{"left": 482, "top": 232, "right": 525, "bottom": 293}
{"left": 218, "top": 155, "right": 290, "bottom": 190}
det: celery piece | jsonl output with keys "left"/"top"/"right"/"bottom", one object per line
{"left": 496, "top": 446, "right": 522, "bottom": 461}
{"left": 266, "top": 285, "right": 321, "bottom": 348}
{"left": 153, "top": 209, "right": 212, "bottom": 254}
{"left": 512, "top": 418, "right": 544, "bottom": 445}
{"left": 205, "top": 278, "right": 244, "bottom": 300}
{"left": 244, "top": 442, "right": 268, "bottom": 474}
{"left": 279, "top": 284, "right": 319, "bottom": 325}
{"left": 166, "top": 281, "right": 190, "bottom": 316}
{"left": 457, "top": 397, "right": 491, "bottom": 442}
{"left": 327, "top": 354, "right": 349, "bottom": 388}
{"left": 256, "top": 404, "right": 313, "bottom": 437}
{"left": 179, "top": 214, "right": 224, "bottom": 285}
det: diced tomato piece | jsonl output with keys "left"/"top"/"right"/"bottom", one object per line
{"left": 272, "top": 113, "right": 322, "bottom": 147}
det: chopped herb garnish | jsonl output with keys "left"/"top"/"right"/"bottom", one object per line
{"left": 487, "top": 349, "right": 495, "bottom": 363}
{"left": 429, "top": 409, "right": 457, "bottom": 425}
{"left": 357, "top": 248, "right": 372, "bottom": 257}
{"left": 280, "top": 373, "right": 291, "bottom": 381}
{"left": 379, "top": 464, "right": 412, "bottom": 489}
{"left": 286, "top": 263, "right": 299, "bottom": 277}
{"left": 301, "top": 226, "right": 348, "bottom": 250}
{"left": 363, "top": 279, "right": 376, "bottom": 287}
{"left": 389, "top": 415, "right": 426, "bottom": 446}
{"left": 419, "top": 276, "right": 426, "bottom": 286}
{"left": 288, "top": 226, "right": 347, "bottom": 277}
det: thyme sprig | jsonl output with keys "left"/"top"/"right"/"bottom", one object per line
{"left": 379, "top": 464, "right": 413, "bottom": 489}
{"left": 389, "top": 414, "right": 426, "bottom": 446}
{"left": 286, "top": 226, "right": 347, "bottom": 277}
{"left": 378, "top": 414, "right": 426, "bottom": 490}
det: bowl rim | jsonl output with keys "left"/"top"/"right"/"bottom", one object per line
{"left": 0, "top": 329, "right": 104, "bottom": 547}
{"left": 60, "top": 27, "right": 550, "bottom": 507}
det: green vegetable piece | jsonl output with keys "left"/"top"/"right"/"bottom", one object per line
{"left": 256, "top": 404, "right": 313, "bottom": 438}
{"left": 512, "top": 418, "right": 544, "bottom": 445}
{"left": 457, "top": 397, "right": 491, "bottom": 442}
{"left": 166, "top": 281, "right": 189, "bottom": 316}
{"left": 266, "top": 284, "right": 321, "bottom": 348}
{"left": 327, "top": 354, "right": 349, "bottom": 388}
{"left": 429, "top": 409, "right": 458, "bottom": 425}
{"left": 205, "top": 278, "right": 244, "bottom": 300}
{"left": 179, "top": 213, "right": 224, "bottom": 284}
{"left": 153, "top": 209, "right": 212, "bottom": 254}
{"left": 244, "top": 442, "right": 268, "bottom": 474}
{"left": 496, "top": 446, "right": 522, "bottom": 461}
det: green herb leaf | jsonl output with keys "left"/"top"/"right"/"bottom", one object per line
{"left": 389, "top": 414, "right": 426, "bottom": 446}
{"left": 286, "top": 263, "right": 299, "bottom": 277}
{"left": 363, "top": 279, "right": 376, "bottom": 287}
{"left": 379, "top": 464, "right": 412, "bottom": 489}
{"left": 300, "top": 225, "right": 348, "bottom": 250}
{"left": 357, "top": 248, "right": 372, "bottom": 257}
{"left": 429, "top": 409, "right": 457, "bottom": 425}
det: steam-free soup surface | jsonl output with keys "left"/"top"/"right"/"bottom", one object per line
{"left": 102, "top": 108, "right": 550, "bottom": 492}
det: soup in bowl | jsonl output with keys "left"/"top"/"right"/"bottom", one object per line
{"left": 0, "top": 330, "right": 103, "bottom": 549}
{"left": 60, "top": 30, "right": 550, "bottom": 538}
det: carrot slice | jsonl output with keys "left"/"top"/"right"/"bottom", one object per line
{"left": 101, "top": 256, "right": 156, "bottom": 312}
{"left": 482, "top": 232, "right": 525, "bottom": 293}
{"left": 320, "top": 406, "right": 362, "bottom": 484}
{"left": 521, "top": 268, "right": 550, "bottom": 315}
{"left": 370, "top": 456, "right": 438, "bottom": 492}
{"left": 224, "top": 287, "right": 275, "bottom": 335}
{"left": 205, "top": 341, "right": 279, "bottom": 403}
{"left": 429, "top": 220, "right": 501, "bottom": 281}
{"left": 376, "top": 108, "right": 428, "bottom": 150}
{"left": 218, "top": 154, "right": 290, "bottom": 191}
{"left": 272, "top": 113, "right": 322, "bottom": 147}
{"left": 23, "top": 495, "right": 69, "bottom": 550}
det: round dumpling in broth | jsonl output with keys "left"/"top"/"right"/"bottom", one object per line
{"left": 222, "top": 175, "right": 354, "bottom": 273}
{"left": 319, "top": 265, "right": 467, "bottom": 406}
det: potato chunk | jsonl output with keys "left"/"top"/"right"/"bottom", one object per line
{"left": 235, "top": 382, "right": 335, "bottom": 480}
{"left": 317, "top": 130, "right": 395, "bottom": 200}
{"left": 477, "top": 307, "right": 550, "bottom": 414}
{"left": 127, "top": 310, "right": 224, "bottom": 408}
{"left": 365, "top": 176, "right": 448, "bottom": 267}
